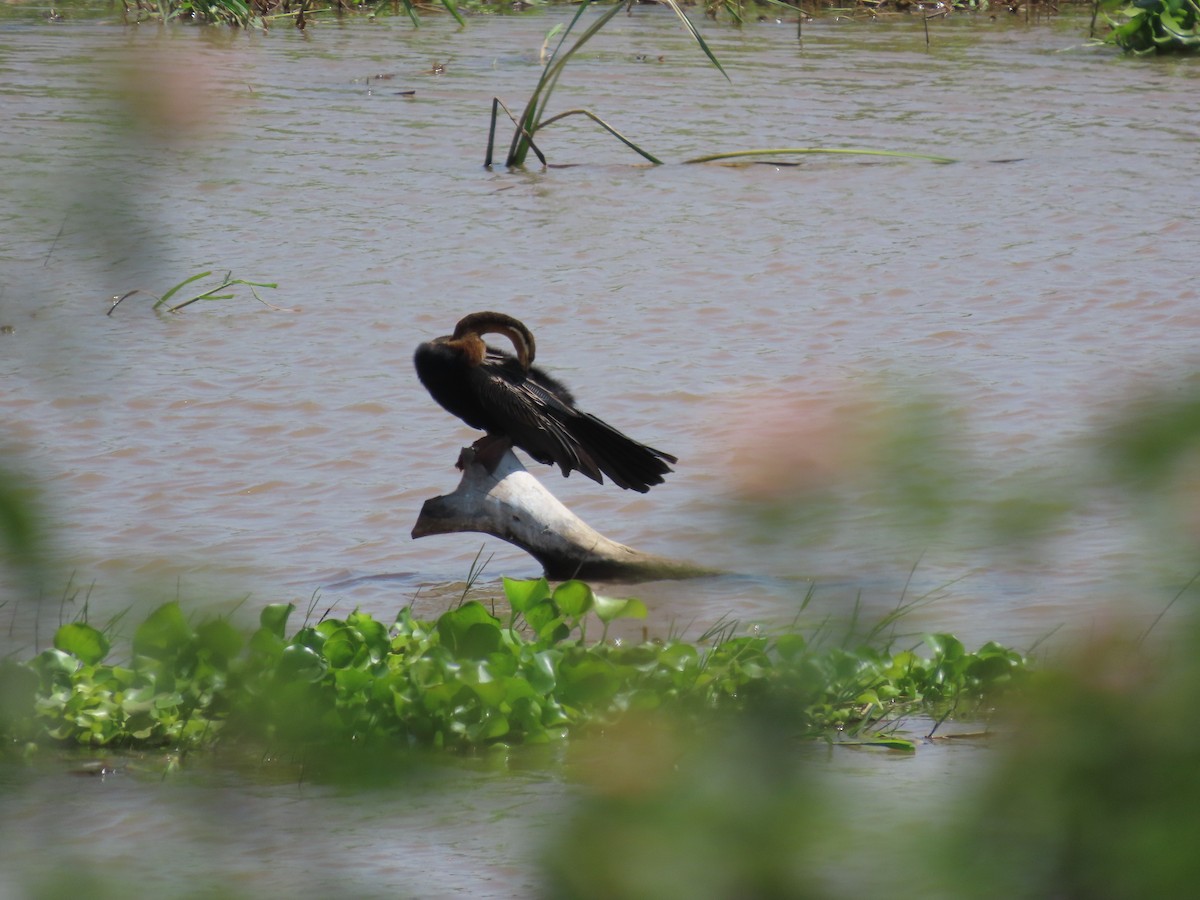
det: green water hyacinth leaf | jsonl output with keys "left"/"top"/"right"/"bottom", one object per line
{"left": 292, "top": 626, "right": 327, "bottom": 654}
{"left": 347, "top": 610, "right": 390, "bottom": 660}
{"left": 468, "top": 678, "right": 508, "bottom": 711}
{"left": 437, "top": 602, "right": 502, "bottom": 659}
{"left": 592, "top": 594, "right": 648, "bottom": 625}
{"left": 503, "top": 576, "right": 550, "bottom": 614}
{"left": 321, "top": 625, "right": 360, "bottom": 669}
{"left": 259, "top": 602, "right": 295, "bottom": 639}
{"left": 53, "top": 622, "right": 110, "bottom": 666}
{"left": 558, "top": 654, "right": 621, "bottom": 706}
{"left": 524, "top": 600, "right": 569, "bottom": 644}
{"left": 466, "top": 708, "right": 510, "bottom": 743}
{"left": 29, "top": 648, "right": 78, "bottom": 688}
{"left": 658, "top": 643, "right": 699, "bottom": 673}
{"left": 133, "top": 602, "right": 193, "bottom": 660}
{"left": 249, "top": 626, "right": 285, "bottom": 661}
{"left": 277, "top": 644, "right": 327, "bottom": 683}
{"left": 3, "top": 579, "right": 1032, "bottom": 754}
{"left": 1106, "top": 0, "right": 1200, "bottom": 52}
{"left": 155, "top": 692, "right": 184, "bottom": 710}
{"left": 775, "top": 633, "right": 808, "bottom": 662}
{"left": 528, "top": 650, "right": 559, "bottom": 694}
{"left": 926, "top": 633, "right": 966, "bottom": 661}
{"left": 196, "top": 619, "right": 243, "bottom": 662}
{"left": 335, "top": 667, "right": 372, "bottom": 695}
{"left": 553, "top": 580, "right": 594, "bottom": 619}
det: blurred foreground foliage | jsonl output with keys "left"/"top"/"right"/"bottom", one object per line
{"left": 0, "top": 577, "right": 1027, "bottom": 756}
{"left": 540, "top": 375, "right": 1200, "bottom": 898}
{"left": 541, "top": 615, "right": 1200, "bottom": 898}
{"left": 938, "top": 620, "right": 1200, "bottom": 898}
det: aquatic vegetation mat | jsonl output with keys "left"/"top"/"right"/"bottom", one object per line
{"left": 115, "top": 0, "right": 463, "bottom": 29}
{"left": 0, "top": 577, "right": 1028, "bottom": 757}
{"left": 1104, "top": 0, "right": 1200, "bottom": 52}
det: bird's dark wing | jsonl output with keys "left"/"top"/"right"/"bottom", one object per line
{"left": 482, "top": 348, "right": 575, "bottom": 405}
{"left": 469, "top": 351, "right": 604, "bottom": 482}
{"left": 472, "top": 348, "right": 675, "bottom": 492}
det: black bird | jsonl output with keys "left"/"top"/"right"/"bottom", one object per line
{"left": 413, "top": 311, "right": 677, "bottom": 492}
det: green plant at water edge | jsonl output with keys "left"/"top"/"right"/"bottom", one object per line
{"left": 121, "top": 0, "right": 464, "bottom": 29}
{"left": 932, "top": 615, "right": 1200, "bottom": 898}
{"left": 1104, "top": 0, "right": 1200, "bottom": 53}
{"left": 107, "top": 270, "right": 282, "bottom": 316}
{"left": 542, "top": 612, "right": 1200, "bottom": 899}
{"left": 125, "top": 0, "right": 264, "bottom": 27}
{"left": 393, "top": 0, "right": 465, "bottom": 29}
{"left": 0, "top": 577, "right": 1028, "bottom": 756}
{"left": 488, "top": 0, "right": 728, "bottom": 168}
{"left": 486, "top": 1, "right": 957, "bottom": 168}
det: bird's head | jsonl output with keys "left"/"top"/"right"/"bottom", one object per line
{"left": 451, "top": 311, "right": 536, "bottom": 370}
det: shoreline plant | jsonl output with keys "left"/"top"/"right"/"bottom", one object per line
{"left": 1102, "top": 0, "right": 1200, "bottom": 52}
{"left": 106, "top": 270, "right": 284, "bottom": 316}
{"left": 0, "top": 576, "right": 1029, "bottom": 762}
{"left": 486, "top": 0, "right": 959, "bottom": 168}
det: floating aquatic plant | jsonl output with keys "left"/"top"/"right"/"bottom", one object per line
{"left": 1105, "top": 0, "right": 1200, "bottom": 53}
{"left": 107, "top": 270, "right": 283, "bottom": 316}
{"left": 120, "top": 0, "right": 464, "bottom": 29}
{"left": 2, "top": 577, "right": 1029, "bottom": 757}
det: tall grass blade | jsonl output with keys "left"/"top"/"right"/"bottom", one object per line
{"left": 501, "top": 0, "right": 729, "bottom": 167}
{"left": 169, "top": 292, "right": 234, "bottom": 312}
{"left": 154, "top": 271, "right": 212, "bottom": 310}
{"left": 225, "top": 0, "right": 250, "bottom": 25}
{"left": 492, "top": 97, "right": 546, "bottom": 167}
{"left": 1138, "top": 569, "right": 1200, "bottom": 644}
{"left": 440, "top": 0, "right": 465, "bottom": 27}
{"left": 661, "top": 0, "right": 730, "bottom": 81}
{"left": 507, "top": 0, "right": 627, "bottom": 167}
{"left": 398, "top": 0, "right": 421, "bottom": 28}
{"left": 537, "top": 109, "right": 663, "bottom": 164}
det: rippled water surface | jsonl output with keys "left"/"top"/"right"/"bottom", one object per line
{"left": 1, "top": 6, "right": 1197, "bottom": 894}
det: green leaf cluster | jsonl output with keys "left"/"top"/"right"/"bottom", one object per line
{"left": 0, "top": 580, "right": 1030, "bottom": 756}
{"left": 124, "top": 0, "right": 463, "bottom": 29}
{"left": 19, "top": 602, "right": 242, "bottom": 746}
{"left": 1105, "top": 0, "right": 1200, "bottom": 53}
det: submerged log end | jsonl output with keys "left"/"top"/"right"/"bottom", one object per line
{"left": 411, "top": 448, "right": 719, "bottom": 583}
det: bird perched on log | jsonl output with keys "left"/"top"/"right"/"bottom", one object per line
{"left": 413, "top": 311, "right": 677, "bottom": 492}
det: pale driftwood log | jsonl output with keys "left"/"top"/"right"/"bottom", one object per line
{"left": 411, "top": 447, "right": 719, "bottom": 582}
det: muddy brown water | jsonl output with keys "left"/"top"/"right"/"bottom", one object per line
{"left": 1, "top": 7, "right": 1197, "bottom": 895}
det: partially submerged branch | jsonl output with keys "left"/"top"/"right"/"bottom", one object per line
{"left": 412, "top": 447, "right": 718, "bottom": 582}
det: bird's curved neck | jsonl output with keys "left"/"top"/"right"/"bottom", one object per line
{"left": 450, "top": 313, "right": 535, "bottom": 370}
